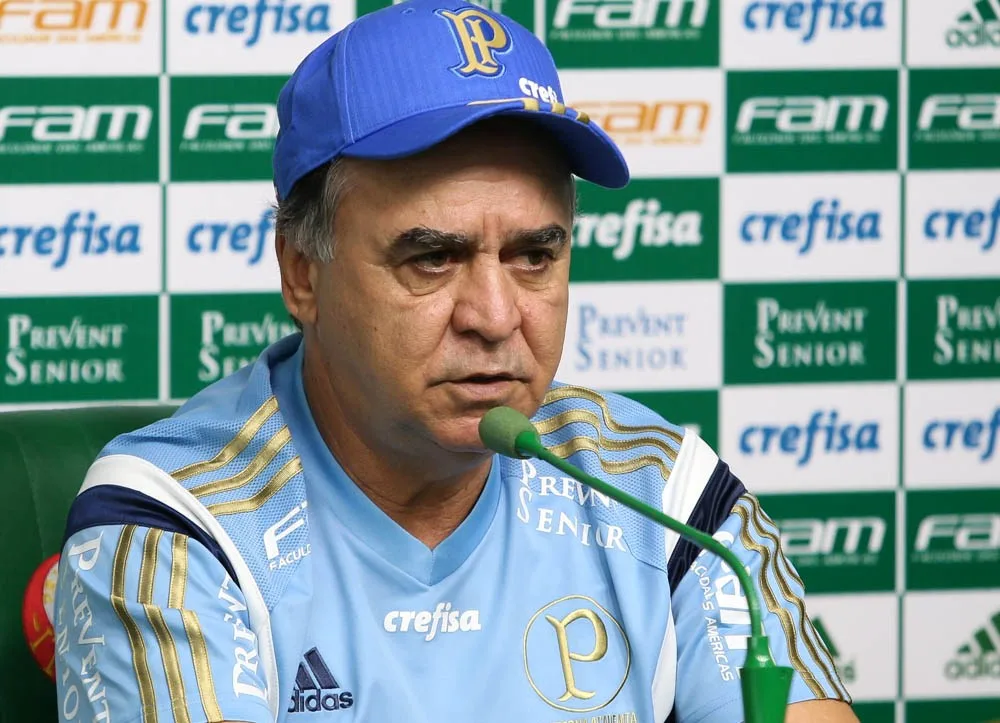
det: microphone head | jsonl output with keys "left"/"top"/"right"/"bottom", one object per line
{"left": 478, "top": 406, "right": 537, "bottom": 458}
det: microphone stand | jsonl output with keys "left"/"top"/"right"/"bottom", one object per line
{"left": 493, "top": 413, "right": 794, "bottom": 723}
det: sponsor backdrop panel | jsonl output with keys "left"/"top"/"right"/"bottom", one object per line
{"left": 1, "top": 0, "right": 998, "bottom": 720}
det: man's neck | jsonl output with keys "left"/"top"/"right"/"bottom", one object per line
{"left": 301, "top": 352, "right": 492, "bottom": 550}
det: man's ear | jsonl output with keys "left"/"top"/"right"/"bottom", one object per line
{"left": 276, "top": 232, "right": 319, "bottom": 327}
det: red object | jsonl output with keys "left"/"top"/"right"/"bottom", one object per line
{"left": 22, "top": 554, "right": 60, "bottom": 680}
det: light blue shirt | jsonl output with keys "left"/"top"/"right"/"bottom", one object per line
{"left": 54, "top": 334, "right": 850, "bottom": 723}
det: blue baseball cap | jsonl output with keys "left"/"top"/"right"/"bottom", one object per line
{"left": 272, "top": 0, "right": 629, "bottom": 201}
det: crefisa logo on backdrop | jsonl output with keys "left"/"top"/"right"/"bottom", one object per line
{"left": 739, "top": 197, "right": 882, "bottom": 256}
{"left": 741, "top": 0, "right": 886, "bottom": 43}
{"left": 182, "top": 0, "right": 333, "bottom": 47}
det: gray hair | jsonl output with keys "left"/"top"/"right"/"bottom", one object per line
{"left": 274, "top": 151, "right": 578, "bottom": 264}
{"left": 274, "top": 158, "right": 352, "bottom": 263}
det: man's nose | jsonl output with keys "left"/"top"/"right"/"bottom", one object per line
{"left": 450, "top": 256, "right": 522, "bottom": 343}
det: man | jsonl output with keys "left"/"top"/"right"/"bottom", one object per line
{"left": 53, "top": 1, "right": 859, "bottom": 721}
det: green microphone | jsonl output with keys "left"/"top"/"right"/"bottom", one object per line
{"left": 479, "top": 406, "right": 794, "bottom": 723}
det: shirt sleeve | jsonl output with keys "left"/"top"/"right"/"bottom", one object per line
{"left": 670, "top": 492, "right": 852, "bottom": 723}
{"left": 54, "top": 523, "right": 273, "bottom": 723}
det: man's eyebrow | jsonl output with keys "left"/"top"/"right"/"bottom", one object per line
{"left": 507, "top": 224, "right": 569, "bottom": 249}
{"left": 385, "top": 227, "right": 473, "bottom": 261}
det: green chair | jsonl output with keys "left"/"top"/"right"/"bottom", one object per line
{"left": 0, "top": 405, "right": 176, "bottom": 723}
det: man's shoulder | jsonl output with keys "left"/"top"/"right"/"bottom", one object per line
{"left": 98, "top": 337, "right": 298, "bottom": 499}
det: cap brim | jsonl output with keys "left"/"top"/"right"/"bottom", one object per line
{"left": 341, "top": 100, "right": 629, "bottom": 189}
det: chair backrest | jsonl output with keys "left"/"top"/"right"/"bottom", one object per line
{"left": 0, "top": 405, "right": 176, "bottom": 723}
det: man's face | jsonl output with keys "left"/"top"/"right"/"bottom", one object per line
{"left": 304, "top": 124, "right": 574, "bottom": 455}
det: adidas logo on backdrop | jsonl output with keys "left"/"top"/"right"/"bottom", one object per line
{"left": 947, "top": 0, "right": 1000, "bottom": 47}
{"left": 287, "top": 647, "right": 355, "bottom": 713}
{"left": 945, "top": 610, "right": 1000, "bottom": 680}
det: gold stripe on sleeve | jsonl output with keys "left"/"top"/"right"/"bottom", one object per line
{"left": 168, "top": 535, "right": 188, "bottom": 611}
{"left": 138, "top": 528, "right": 162, "bottom": 605}
{"left": 207, "top": 456, "right": 303, "bottom": 517}
{"left": 110, "top": 525, "right": 158, "bottom": 723}
{"left": 190, "top": 426, "right": 292, "bottom": 500}
{"left": 181, "top": 610, "right": 225, "bottom": 723}
{"left": 548, "top": 435, "right": 671, "bottom": 482}
{"left": 144, "top": 605, "right": 192, "bottom": 723}
{"left": 171, "top": 396, "right": 280, "bottom": 481}
{"left": 732, "top": 501, "right": 826, "bottom": 699}
{"left": 534, "top": 408, "right": 679, "bottom": 463}
{"left": 745, "top": 496, "right": 850, "bottom": 700}
{"left": 541, "top": 385, "right": 685, "bottom": 445}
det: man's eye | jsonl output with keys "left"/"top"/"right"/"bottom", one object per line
{"left": 521, "top": 248, "right": 553, "bottom": 267}
{"left": 412, "top": 251, "right": 451, "bottom": 269}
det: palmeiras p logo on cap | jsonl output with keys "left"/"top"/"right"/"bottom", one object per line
{"left": 271, "top": 0, "right": 629, "bottom": 201}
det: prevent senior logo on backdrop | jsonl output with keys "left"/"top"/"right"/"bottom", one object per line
{"left": 723, "top": 281, "right": 896, "bottom": 384}
{"left": 557, "top": 280, "right": 721, "bottom": 391}
{"left": 0, "top": 297, "right": 158, "bottom": 403}
{"left": 907, "top": 279, "right": 1000, "bottom": 380}
{"left": 169, "top": 294, "right": 295, "bottom": 398}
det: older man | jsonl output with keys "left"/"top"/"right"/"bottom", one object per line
{"left": 54, "top": 1, "right": 858, "bottom": 721}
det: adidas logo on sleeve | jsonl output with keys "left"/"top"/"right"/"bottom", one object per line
{"left": 288, "top": 647, "right": 355, "bottom": 714}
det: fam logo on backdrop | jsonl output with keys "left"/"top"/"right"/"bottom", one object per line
{"left": 0, "top": 185, "right": 161, "bottom": 297}
{"left": 0, "top": 77, "right": 158, "bottom": 184}
{"left": 723, "top": 0, "right": 900, "bottom": 68}
{"left": 909, "top": 68, "right": 1000, "bottom": 170}
{"left": 542, "top": 0, "right": 718, "bottom": 68}
{"left": 0, "top": 0, "right": 160, "bottom": 75}
{"left": 906, "top": 489, "right": 1000, "bottom": 591}
{"left": 167, "top": 0, "right": 352, "bottom": 74}
{"left": 169, "top": 294, "right": 295, "bottom": 398}
{"left": 722, "top": 173, "right": 899, "bottom": 281}
{"left": 560, "top": 68, "right": 724, "bottom": 177}
{"left": 170, "top": 76, "right": 286, "bottom": 182}
{"left": 0, "top": 297, "right": 158, "bottom": 403}
{"left": 572, "top": 178, "right": 719, "bottom": 282}
{"left": 720, "top": 384, "right": 898, "bottom": 492}
{"left": 727, "top": 70, "right": 898, "bottom": 172}
{"left": 557, "top": 280, "right": 721, "bottom": 392}
{"left": 763, "top": 491, "right": 894, "bottom": 593}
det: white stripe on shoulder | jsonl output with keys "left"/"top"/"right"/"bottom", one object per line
{"left": 81, "top": 454, "right": 280, "bottom": 722}
{"left": 651, "top": 606, "right": 677, "bottom": 722}
{"left": 660, "top": 430, "right": 720, "bottom": 563}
